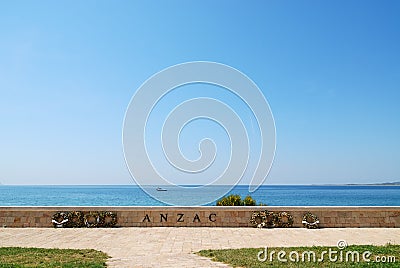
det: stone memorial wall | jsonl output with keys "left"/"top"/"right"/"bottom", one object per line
{"left": 0, "top": 206, "right": 399, "bottom": 228}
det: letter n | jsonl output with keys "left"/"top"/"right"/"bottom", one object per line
{"left": 160, "top": 213, "right": 168, "bottom": 222}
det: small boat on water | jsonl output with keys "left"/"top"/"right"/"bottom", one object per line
{"left": 156, "top": 187, "right": 167, "bottom": 191}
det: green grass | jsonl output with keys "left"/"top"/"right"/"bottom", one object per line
{"left": 198, "top": 244, "right": 400, "bottom": 267}
{"left": 0, "top": 247, "right": 109, "bottom": 268}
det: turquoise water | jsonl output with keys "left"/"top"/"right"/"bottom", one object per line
{"left": 0, "top": 185, "right": 399, "bottom": 206}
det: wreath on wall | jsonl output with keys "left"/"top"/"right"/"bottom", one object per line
{"left": 66, "top": 211, "right": 84, "bottom": 228}
{"left": 52, "top": 211, "right": 117, "bottom": 228}
{"left": 250, "top": 210, "right": 278, "bottom": 228}
{"left": 51, "top": 212, "right": 69, "bottom": 228}
{"left": 98, "top": 211, "right": 118, "bottom": 227}
{"left": 264, "top": 211, "right": 277, "bottom": 228}
{"left": 276, "top": 212, "right": 294, "bottom": 228}
{"left": 302, "top": 212, "right": 319, "bottom": 229}
{"left": 250, "top": 211, "right": 267, "bottom": 228}
{"left": 84, "top": 212, "right": 100, "bottom": 228}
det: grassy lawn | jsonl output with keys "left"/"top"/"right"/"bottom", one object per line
{"left": 0, "top": 247, "right": 109, "bottom": 268}
{"left": 198, "top": 244, "right": 400, "bottom": 267}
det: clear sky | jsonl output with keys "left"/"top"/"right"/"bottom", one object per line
{"left": 0, "top": 1, "right": 399, "bottom": 185}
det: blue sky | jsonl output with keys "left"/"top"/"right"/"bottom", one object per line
{"left": 0, "top": 1, "right": 399, "bottom": 185}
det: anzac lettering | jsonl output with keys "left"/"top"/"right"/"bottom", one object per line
{"left": 142, "top": 212, "right": 217, "bottom": 224}
{"left": 177, "top": 213, "right": 184, "bottom": 222}
{"left": 142, "top": 214, "right": 151, "bottom": 222}
{"left": 193, "top": 213, "right": 201, "bottom": 222}
{"left": 160, "top": 213, "right": 168, "bottom": 222}
{"left": 209, "top": 213, "right": 216, "bottom": 222}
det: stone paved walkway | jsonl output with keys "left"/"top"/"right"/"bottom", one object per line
{"left": 0, "top": 228, "right": 399, "bottom": 267}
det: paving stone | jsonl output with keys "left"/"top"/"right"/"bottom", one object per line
{"left": 0, "top": 227, "right": 399, "bottom": 267}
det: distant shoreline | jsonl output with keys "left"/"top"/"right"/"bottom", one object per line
{"left": 317, "top": 182, "right": 400, "bottom": 186}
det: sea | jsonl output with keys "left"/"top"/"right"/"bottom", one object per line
{"left": 0, "top": 185, "right": 399, "bottom": 206}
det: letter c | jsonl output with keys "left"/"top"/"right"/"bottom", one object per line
{"left": 209, "top": 213, "right": 216, "bottom": 222}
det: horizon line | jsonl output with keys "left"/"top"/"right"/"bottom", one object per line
{"left": 1, "top": 182, "right": 399, "bottom": 186}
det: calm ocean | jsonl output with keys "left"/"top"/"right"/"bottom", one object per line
{"left": 0, "top": 185, "right": 399, "bottom": 206}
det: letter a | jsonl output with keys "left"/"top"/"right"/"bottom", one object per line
{"left": 142, "top": 214, "right": 151, "bottom": 222}
{"left": 193, "top": 214, "right": 201, "bottom": 222}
